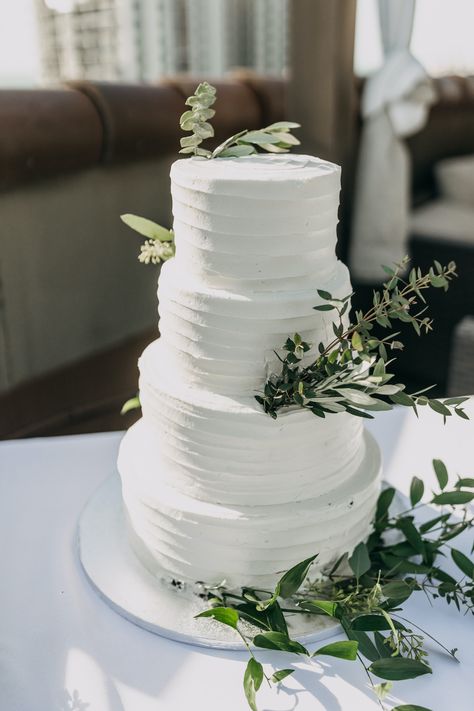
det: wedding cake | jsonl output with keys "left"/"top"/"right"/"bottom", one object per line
{"left": 118, "top": 154, "right": 382, "bottom": 590}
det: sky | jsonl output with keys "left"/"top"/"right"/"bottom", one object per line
{"left": 1, "top": 0, "right": 474, "bottom": 87}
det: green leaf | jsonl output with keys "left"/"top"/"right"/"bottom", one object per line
{"left": 271, "top": 669, "right": 294, "bottom": 683}
{"left": 298, "top": 599, "right": 338, "bottom": 617}
{"left": 253, "top": 631, "right": 308, "bottom": 655}
{"left": 120, "top": 214, "right": 173, "bottom": 242}
{"left": 218, "top": 144, "right": 256, "bottom": 158}
{"left": 180, "top": 134, "right": 202, "bottom": 148}
{"left": 344, "top": 629, "right": 380, "bottom": 662}
{"left": 277, "top": 554, "right": 318, "bottom": 599}
{"left": 244, "top": 658, "right": 263, "bottom": 711}
{"left": 456, "top": 478, "right": 474, "bottom": 488}
{"left": 313, "top": 640, "right": 358, "bottom": 660}
{"left": 313, "top": 304, "right": 336, "bottom": 312}
{"left": 270, "top": 131, "right": 301, "bottom": 145}
{"left": 195, "top": 606, "right": 239, "bottom": 630}
{"left": 432, "top": 491, "right": 474, "bottom": 505}
{"left": 120, "top": 396, "right": 140, "bottom": 415}
{"left": 348, "top": 542, "right": 371, "bottom": 578}
{"left": 351, "top": 331, "right": 363, "bottom": 352}
{"left": 410, "top": 476, "right": 424, "bottom": 506}
{"left": 451, "top": 548, "right": 474, "bottom": 579}
{"left": 265, "top": 121, "right": 301, "bottom": 131}
{"left": 350, "top": 614, "right": 400, "bottom": 632}
{"left": 433, "top": 459, "right": 449, "bottom": 489}
{"left": 382, "top": 580, "right": 414, "bottom": 602}
{"left": 429, "top": 400, "right": 451, "bottom": 417}
{"left": 265, "top": 601, "right": 289, "bottom": 635}
{"left": 240, "top": 130, "right": 281, "bottom": 145}
{"left": 316, "top": 289, "right": 333, "bottom": 300}
{"left": 376, "top": 487, "right": 396, "bottom": 521}
{"left": 392, "top": 706, "right": 433, "bottom": 711}
{"left": 390, "top": 391, "right": 415, "bottom": 407}
{"left": 259, "top": 142, "right": 288, "bottom": 153}
{"left": 396, "top": 518, "right": 424, "bottom": 554}
{"left": 369, "top": 657, "right": 432, "bottom": 681}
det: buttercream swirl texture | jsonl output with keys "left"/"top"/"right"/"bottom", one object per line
{"left": 118, "top": 154, "right": 382, "bottom": 588}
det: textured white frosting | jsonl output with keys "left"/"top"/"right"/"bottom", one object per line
{"left": 118, "top": 154, "right": 382, "bottom": 589}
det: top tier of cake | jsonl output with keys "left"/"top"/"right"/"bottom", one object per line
{"left": 170, "top": 154, "right": 341, "bottom": 288}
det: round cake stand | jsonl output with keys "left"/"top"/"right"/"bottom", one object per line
{"left": 77, "top": 475, "right": 342, "bottom": 650}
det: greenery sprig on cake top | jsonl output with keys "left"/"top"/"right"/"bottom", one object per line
{"left": 257, "top": 257, "right": 469, "bottom": 423}
{"left": 196, "top": 460, "right": 474, "bottom": 711}
{"left": 179, "top": 81, "right": 301, "bottom": 158}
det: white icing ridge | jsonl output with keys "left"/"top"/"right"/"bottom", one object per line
{"left": 118, "top": 154, "right": 382, "bottom": 589}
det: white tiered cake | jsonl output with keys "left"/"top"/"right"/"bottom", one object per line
{"left": 118, "top": 154, "right": 381, "bottom": 590}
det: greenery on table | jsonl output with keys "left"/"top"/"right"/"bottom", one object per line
{"left": 196, "top": 459, "right": 474, "bottom": 711}
{"left": 256, "top": 257, "right": 469, "bottom": 423}
{"left": 179, "top": 81, "right": 301, "bottom": 158}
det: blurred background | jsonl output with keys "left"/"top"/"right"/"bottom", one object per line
{"left": 0, "top": 0, "right": 473, "bottom": 438}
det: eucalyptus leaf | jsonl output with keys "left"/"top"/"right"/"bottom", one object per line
{"left": 265, "top": 121, "right": 301, "bottom": 131}
{"left": 270, "top": 131, "right": 301, "bottom": 145}
{"left": 392, "top": 706, "right": 433, "bottom": 711}
{"left": 432, "top": 491, "right": 474, "bottom": 505}
{"left": 350, "top": 614, "right": 403, "bottom": 632}
{"left": 382, "top": 580, "right": 414, "bottom": 602}
{"left": 344, "top": 629, "right": 380, "bottom": 662}
{"left": 219, "top": 145, "right": 256, "bottom": 158}
{"left": 313, "top": 304, "right": 337, "bottom": 311}
{"left": 195, "top": 606, "right": 239, "bottom": 630}
{"left": 240, "top": 131, "right": 281, "bottom": 145}
{"left": 451, "top": 548, "right": 474, "bottom": 579}
{"left": 244, "top": 658, "right": 263, "bottom": 711}
{"left": 120, "top": 214, "right": 173, "bottom": 242}
{"left": 410, "top": 476, "right": 424, "bottom": 506}
{"left": 271, "top": 669, "right": 294, "bottom": 683}
{"left": 278, "top": 554, "right": 318, "bottom": 598}
{"left": 456, "top": 477, "right": 474, "bottom": 488}
{"left": 433, "top": 459, "right": 449, "bottom": 489}
{"left": 253, "top": 631, "right": 308, "bottom": 655}
{"left": 313, "top": 640, "right": 358, "bottom": 660}
{"left": 298, "top": 599, "right": 338, "bottom": 617}
{"left": 259, "top": 142, "right": 288, "bottom": 153}
{"left": 349, "top": 542, "right": 371, "bottom": 578}
{"left": 369, "top": 657, "right": 431, "bottom": 681}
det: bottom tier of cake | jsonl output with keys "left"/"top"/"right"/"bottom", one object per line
{"left": 118, "top": 420, "right": 382, "bottom": 589}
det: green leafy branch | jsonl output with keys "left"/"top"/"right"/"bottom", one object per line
{"left": 256, "top": 258, "right": 468, "bottom": 422}
{"left": 196, "top": 459, "right": 474, "bottom": 711}
{"left": 179, "top": 82, "right": 217, "bottom": 157}
{"left": 179, "top": 82, "right": 300, "bottom": 159}
{"left": 120, "top": 213, "right": 175, "bottom": 265}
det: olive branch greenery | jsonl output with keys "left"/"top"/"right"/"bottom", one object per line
{"left": 256, "top": 257, "right": 469, "bottom": 423}
{"left": 196, "top": 459, "right": 474, "bottom": 711}
{"left": 179, "top": 81, "right": 301, "bottom": 158}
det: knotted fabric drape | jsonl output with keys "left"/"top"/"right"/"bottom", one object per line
{"left": 350, "top": 0, "right": 436, "bottom": 282}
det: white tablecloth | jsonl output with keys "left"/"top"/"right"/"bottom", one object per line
{"left": 1, "top": 403, "right": 473, "bottom": 711}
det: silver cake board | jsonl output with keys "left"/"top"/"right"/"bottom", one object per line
{"left": 77, "top": 475, "right": 405, "bottom": 651}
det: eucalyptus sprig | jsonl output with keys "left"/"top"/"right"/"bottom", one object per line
{"left": 179, "top": 82, "right": 301, "bottom": 159}
{"left": 196, "top": 459, "right": 474, "bottom": 711}
{"left": 179, "top": 81, "right": 217, "bottom": 157}
{"left": 256, "top": 258, "right": 468, "bottom": 422}
{"left": 120, "top": 213, "right": 175, "bottom": 264}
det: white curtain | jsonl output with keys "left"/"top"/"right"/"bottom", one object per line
{"left": 350, "top": 0, "right": 436, "bottom": 283}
